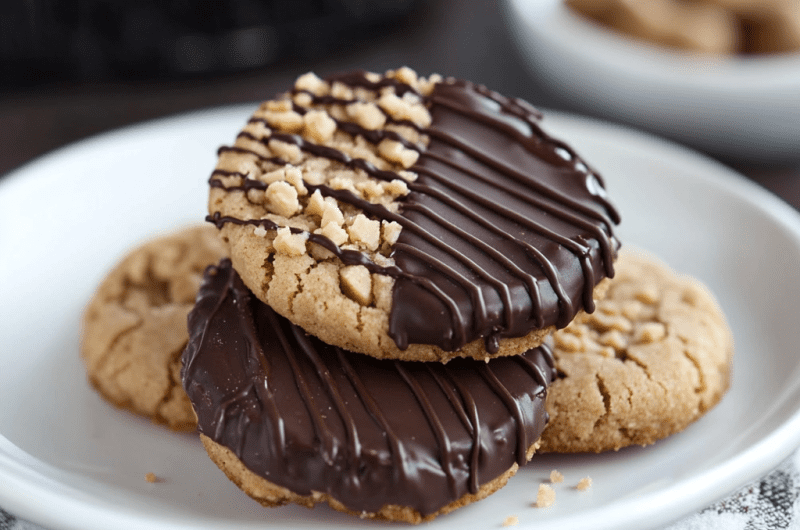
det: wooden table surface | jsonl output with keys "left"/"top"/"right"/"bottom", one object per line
{"left": 2, "top": 0, "right": 798, "bottom": 210}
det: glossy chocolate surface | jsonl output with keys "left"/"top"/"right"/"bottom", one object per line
{"left": 208, "top": 73, "right": 620, "bottom": 353}
{"left": 182, "top": 259, "right": 555, "bottom": 516}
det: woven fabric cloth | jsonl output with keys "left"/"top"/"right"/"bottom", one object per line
{"left": 3, "top": 451, "right": 800, "bottom": 529}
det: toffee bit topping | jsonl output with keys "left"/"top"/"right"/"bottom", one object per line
{"left": 208, "top": 67, "right": 620, "bottom": 353}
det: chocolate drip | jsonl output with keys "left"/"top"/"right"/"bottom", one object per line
{"left": 182, "top": 260, "right": 554, "bottom": 516}
{"left": 209, "top": 73, "right": 620, "bottom": 353}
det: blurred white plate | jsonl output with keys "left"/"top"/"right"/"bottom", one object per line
{"left": 505, "top": 0, "right": 800, "bottom": 162}
{"left": 2, "top": 106, "right": 800, "bottom": 530}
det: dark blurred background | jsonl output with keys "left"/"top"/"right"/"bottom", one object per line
{"left": 1, "top": 0, "right": 797, "bottom": 209}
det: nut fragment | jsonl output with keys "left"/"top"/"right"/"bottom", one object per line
{"left": 378, "top": 139, "right": 419, "bottom": 168}
{"left": 273, "top": 227, "right": 307, "bottom": 256}
{"left": 317, "top": 222, "right": 348, "bottom": 246}
{"left": 265, "top": 181, "right": 300, "bottom": 218}
{"left": 340, "top": 265, "right": 373, "bottom": 305}
{"left": 294, "top": 72, "right": 328, "bottom": 96}
{"left": 382, "top": 220, "right": 403, "bottom": 246}
{"left": 303, "top": 110, "right": 337, "bottom": 143}
{"left": 348, "top": 214, "right": 381, "bottom": 251}
{"left": 347, "top": 102, "right": 386, "bottom": 130}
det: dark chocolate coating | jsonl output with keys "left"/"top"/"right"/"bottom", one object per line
{"left": 182, "top": 259, "right": 555, "bottom": 516}
{"left": 208, "top": 73, "right": 620, "bottom": 353}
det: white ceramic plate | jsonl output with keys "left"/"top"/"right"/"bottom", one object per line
{"left": 2, "top": 106, "right": 800, "bottom": 530}
{"left": 504, "top": 0, "right": 800, "bottom": 162}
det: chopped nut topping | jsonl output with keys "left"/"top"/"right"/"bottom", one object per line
{"left": 378, "top": 139, "right": 419, "bottom": 168}
{"left": 266, "top": 111, "right": 303, "bottom": 133}
{"left": 347, "top": 101, "right": 387, "bottom": 130}
{"left": 348, "top": 214, "right": 381, "bottom": 251}
{"left": 318, "top": 222, "right": 348, "bottom": 246}
{"left": 340, "top": 265, "right": 373, "bottom": 305}
{"left": 382, "top": 220, "right": 403, "bottom": 246}
{"left": 284, "top": 166, "right": 308, "bottom": 195}
{"left": 273, "top": 227, "right": 307, "bottom": 256}
{"left": 268, "top": 139, "right": 303, "bottom": 164}
{"left": 294, "top": 72, "right": 328, "bottom": 96}
{"left": 392, "top": 66, "right": 419, "bottom": 86}
{"left": 303, "top": 110, "right": 337, "bottom": 143}
{"left": 265, "top": 181, "right": 300, "bottom": 218}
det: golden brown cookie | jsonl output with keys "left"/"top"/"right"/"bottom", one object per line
{"left": 207, "top": 67, "right": 620, "bottom": 363}
{"left": 81, "top": 224, "right": 226, "bottom": 430}
{"left": 182, "top": 259, "right": 554, "bottom": 523}
{"left": 567, "top": 0, "right": 800, "bottom": 55}
{"left": 200, "top": 435, "right": 533, "bottom": 525}
{"left": 539, "top": 249, "right": 734, "bottom": 453}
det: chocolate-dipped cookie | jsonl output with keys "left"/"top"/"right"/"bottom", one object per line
{"left": 539, "top": 249, "right": 734, "bottom": 453}
{"left": 207, "top": 67, "right": 620, "bottom": 362}
{"left": 182, "top": 259, "right": 556, "bottom": 523}
{"left": 81, "top": 224, "right": 226, "bottom": 430}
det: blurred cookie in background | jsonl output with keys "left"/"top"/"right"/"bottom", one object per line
{"left": 566, "top": 0, "right": 800, "bottom": 54}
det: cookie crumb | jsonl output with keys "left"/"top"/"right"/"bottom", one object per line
{"left": 145, "top": 472, "right": 158, "bottom": 483}
{"left": 577, "top": 477, "right": 592, "bottom": 491}
{"left": 536, "top": 483, "right": 556, "bottom": 508}
{"left": 502, "top": 515, "right": 519, "bottom": 526}
{"left": 549, "top": 469, "right": 564, "bottom": 483}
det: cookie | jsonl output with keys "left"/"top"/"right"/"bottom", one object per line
{"left": 207, "top": 67, "right": 620, "bottom": 362}
{"left": 81, "top": 224, "right": 226, "bottom": 430}
{"left": 538, "top": 249, "right": 734, "bottom": 453}
{"left": 567, "top": 0, "right": 800, "bottom": 55}
{"left": 182, "top": 259, "right": 555, "bottom": 523}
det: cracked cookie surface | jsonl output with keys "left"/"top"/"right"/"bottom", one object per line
{"left": 81, "top": 224, "right": 226, "bottom": 430}
{"left": 208, "top": 67, "right": 620, "bottom": 362}
{"left": 539, "top": 249, "right": 734, "bottom": 453}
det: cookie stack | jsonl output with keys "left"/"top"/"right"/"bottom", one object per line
{"left": 81, "top": 67, "right": 733, "bottom": 524}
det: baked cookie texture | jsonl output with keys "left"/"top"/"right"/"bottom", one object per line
{"left": 81, "top": 224, "right": 226, "bottom": 430}
{"left": 207, "top": 67, "right": 620, "bottom": 362}
{"left": 182, "top": 259, "right": 555, "bottom": 523}
{"left": 539, "top": 249, "right": 734, "bottom": 453}
{"left": 200, "top": 434, "right": 533, "bottom": 525}
{"left": 566, "top": 0, "right": 800, "bottom": 54}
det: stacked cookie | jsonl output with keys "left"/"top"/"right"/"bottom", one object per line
{"left": 81, "top": 67, "right": 733, "bottom": 524}
{"left": 182, "top": 67, "right": 620, "bottom": 522}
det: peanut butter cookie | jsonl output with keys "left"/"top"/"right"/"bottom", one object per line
{"left": 539, "top": 249, "right": 734, "bottom": 452}
{"left": 81, "top": 224, "right": 226, "bottom": 430}
{"left": 182, "top": 259, "right": 555, "bottom": 523}
{"left": 207, "top": 67, "right": 620, "bottom": 362}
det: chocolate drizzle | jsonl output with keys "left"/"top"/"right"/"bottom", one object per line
{"left": 208, "top": 72, "right": 620, "bottom": 353}
{"left": 182, "top": 259, "right": 555, "bottom": 516}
